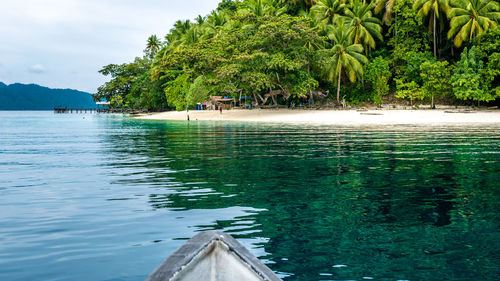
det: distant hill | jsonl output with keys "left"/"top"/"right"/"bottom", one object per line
{"left": 0, "top": 82, "right": 98, "bottom": 110}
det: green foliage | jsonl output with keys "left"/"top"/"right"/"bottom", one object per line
{"left": 323, "top": 21, "right": 368, "bottom": 104}
{"left": 475, "top": 29, "right": 500, "bottom": 98}
{"left": 110, "top": 95, "right": 123, "bottom": 108}
{"left": 129, "top": 71, "right": 168, "bottom": 110}
{"left": 403, "top": 51, "right": 435, "bottom": 84}
{"left": 447, "top": 0, "right": 499, "bottom": 47}
{"left": 374, "top": 0, "right": 400, "bottom": 23}
{"left": 164, "top": 73, "right": 190, "bottom": 110}
{"left": 420, "top": 60, "right": 451, "bottom": 107}
{"left": 240, "top": 0, "right": 286, "bottom": 16}
{"left": 95, "top": 0, "right": 500, "bottom": 110}
{"left": 413, "top": 0, "right": 450, "bottom": 56}
{"left": 388, "top": 0, "right": 430, "bottom": 78}
{"left": 365, "top": 56, "right": 391, "bottom": 104}
{"left": 475, "top": 28, "right": 500, "bottom": 58}
{"left": 188, "top": 75, "right": 211, "bottom": 106}
{"left": 342, "top": 81, "right": 374, "bottom": 104}
{"left": 451, "top": 47, "right": 498, "bottom": 102}
{"left": 217, "top": 0, "right": 240, "bottom": 12}
{"left": 343, "top": 0, "right": 383, "bottom": 50}
{"left": 93, "top": 57, "right": 150, "bottom": 105}
{"left": 311, "top": 0, "right": 347, "bottom": 27}
{"left": 154, "top": 14, "right": 322, "bottom": 108}
{"left": 395, "top": 79, "right": 425, "bottom": 105}
{"left": 145, "top": 35, "right": 161, "bottom": 59}
{"left": 280, "top": 0, "right": 316, "bottom": 15}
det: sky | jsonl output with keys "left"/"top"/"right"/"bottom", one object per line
{"left": 0, "top": 0, "right": 222, "bottom": 93}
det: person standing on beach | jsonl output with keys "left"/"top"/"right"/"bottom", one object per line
{"left": 219, "top": 105, "right": 222, "bottom": 114}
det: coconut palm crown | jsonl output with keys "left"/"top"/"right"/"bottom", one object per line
{"left": 413, "top": 0, "right": 450, "bottom": 57}
{"left": 374, "top": 0, "right": 399, "bottom": 24}
{"left": 447, "top": 0, "right": 500, "bottom": 47}
{"left": 343, "top": 0, "right": 383, "bottom": 50}
{"left": 324, "top": 21, "right": 368, "bottom": 104}
{"left": 311, "top": 0, "right": 347, "bottom": 27}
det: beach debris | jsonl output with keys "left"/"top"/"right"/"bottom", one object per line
{"left": 444, "top": 110, "right": 476, "bottom": 113}
{"left": 360, "top": 112, "right": 384, "bottom": 115}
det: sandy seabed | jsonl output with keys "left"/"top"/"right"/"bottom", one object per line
{"left": 135, "top": 108, "right": 500, "bottom": 126}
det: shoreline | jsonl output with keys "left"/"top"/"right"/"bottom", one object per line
{"left": 135, "top": 108, "right": 500, "bottom": 126}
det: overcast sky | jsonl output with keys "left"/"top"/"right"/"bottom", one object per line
{"left": 0, "top": 0, "right": 222, "bottom": 93}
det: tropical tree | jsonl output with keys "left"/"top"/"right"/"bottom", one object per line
{"left": 280, "top": 0, "right": 317, "bottom": 13}
{"left": 217, "top": 0, "right": 240, "bottom": 13}
{"left": 242, "top": 0, "right": 286, "bottom": 16}
{"left": 374, "top": 0, "right": 400, "bottom": 24}
{"left": 413, "top": 0, "right": 450, "bottom": 57}
{"left": 451, "top": 47, "right": 498, "bottom": 103}
{"left": 343, "top": 0, "right": 383, "bottom": 50}
{"left": 182, "top": 28, "right": 202, "bottom": 46}
{"left": 281, "top": 0, "right": 317, "bottom": 8}
{"left": 188, "top": 75, "right": 212, "bottom": 106}
{"left": 395, "top": 79, "right": 425, "bottom": 105}
{"left": 203, "top": 11, "right": 228, "bottom": 40}
{"left": 447, "top": 0, "right": 500, "bottom": 47}
{"left": 165, "top": 20, "right": 192, "bottom": 49}
{"left": 420, "top": 60, "right": 451, "bottom": 108}
{"left": 323, "top": 21, "right": 368, "bottom": 104}
{"left": 311, "top": 0, "right": 347, "bottom": 27}
{"left": 145, "top": 35, "right": 161, "bottom": 58}
{"left": 365, "top": 56, "right": 392, "bottom": 103}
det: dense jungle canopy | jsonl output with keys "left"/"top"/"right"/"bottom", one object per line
{"left": 92, "top": 0, "right": 500, "bottom": 110}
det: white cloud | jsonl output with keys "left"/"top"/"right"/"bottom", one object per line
{"left": 28, "top": 64, "right": 46, "bottom": 74}
{"left": 0, "top": 0, "right": 222, "bottom": 92}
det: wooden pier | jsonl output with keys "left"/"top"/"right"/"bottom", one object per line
{"left": 53, "top": 107, "right": 108, "bottom": 113}
{"left": 53, "top": 107, "right": 149, "bottom": 114}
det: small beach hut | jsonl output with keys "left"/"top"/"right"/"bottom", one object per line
{"left": 209, "top": 96, "right": 235, "bottom": 110}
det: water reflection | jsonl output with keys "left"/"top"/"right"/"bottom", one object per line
{"left": 102, "top": 120, "right": 499, "bottom": 281}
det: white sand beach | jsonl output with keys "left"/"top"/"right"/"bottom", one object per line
{"left": 136, "top": 108, "right": 500, "bottom": 125}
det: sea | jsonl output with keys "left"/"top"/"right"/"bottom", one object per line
{"left": 0, "top": 111, "right": 499, "bottom": 281}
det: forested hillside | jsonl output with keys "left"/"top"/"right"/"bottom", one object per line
{"left": 93, "top": 0, "right": 499, "bottom": 110}
{"left": 0, "top": 83, "right": 98, "bottom": 110}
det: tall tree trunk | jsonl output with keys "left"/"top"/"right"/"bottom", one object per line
{"left": 273, "top": 95, "right": 278, "bottom": 108}
{"left": 337, "top": 66, "right": 342, "bottom": 105}
{"left": 433, "top": 12, "right": 437, "bottom": 58}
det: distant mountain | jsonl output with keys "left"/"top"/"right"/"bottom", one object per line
{"left": 0, "top": 83, "right": 98, "bottom": 110}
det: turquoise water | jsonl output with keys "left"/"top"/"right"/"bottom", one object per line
{"left": 0, "top": 111, "right": 499, "bottom": 281}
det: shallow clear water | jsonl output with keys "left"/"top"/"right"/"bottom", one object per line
{"left": 0, "top": 111, "right": 499, "bottom": 281}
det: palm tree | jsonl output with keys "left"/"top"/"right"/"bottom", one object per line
{"left": 447, "top": 0, "right": 499, "bottom": 47}
{"left": 243, "top": 0, "right": 286, "bottom": 16}
{"left": 203, "top": 11, "right": 228, "bottom": 40}
{"left": 280, "top": 0, "right": 317, "bottom": 10}
{"left": 194, "top": 15, "right": 206, "bottom": 27}
{"left": 324, "top": 21, "right": 368, "bottom": 104}
{"left": 146, "top": 35, "right": 161, "bottom": 57}
{"left": 374, "top": 0, "right": 399, "bottom": 24}
{"left": 182, "top": 28, "right": 202, "bottom": 46}
{"left": 413, "top": 0, "right": 450, "bottom": 57}
{"left": 311, "top": 0, "right": 347, "bottom": 27}
{"left": 343, "top": 0, "right": 383, "bottom": 50}
{"left": 166, "top": 20, "right": 192, "bottom": 48}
